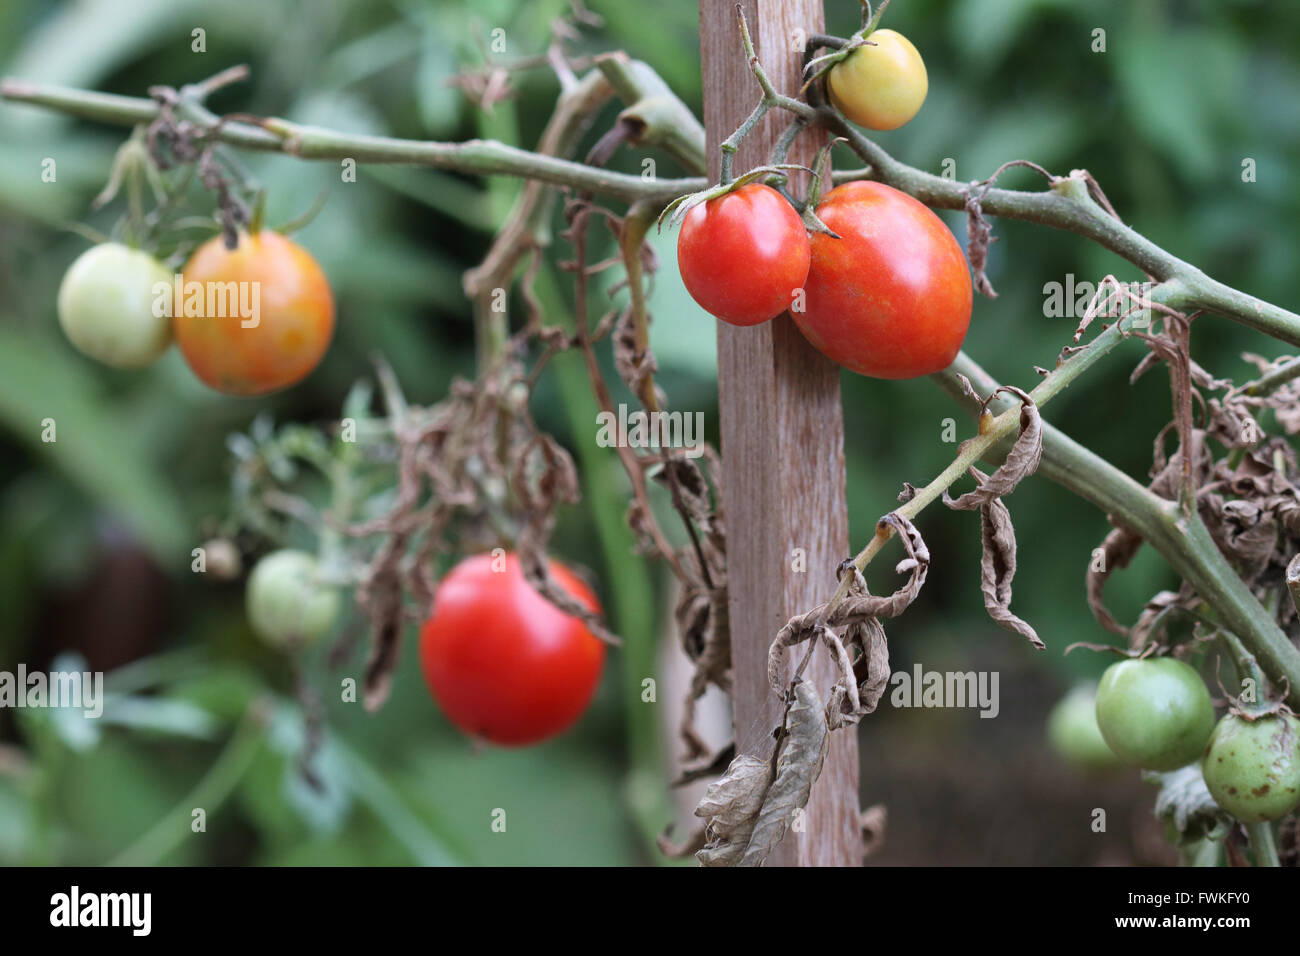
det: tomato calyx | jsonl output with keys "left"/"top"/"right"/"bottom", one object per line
{"left": 799, "top": 0, "right": 894, "bottom": 98}
{"left": 659, "top": 164, "right": 810, "bottom": 231}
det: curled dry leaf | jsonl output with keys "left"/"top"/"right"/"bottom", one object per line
{"left": 694, "top": 681, "right": 830, "bottom": 867}
{"left": 1085, "top": 523, "right": 1144, "bottom": 636}
{"left": 962, "top": 184, "right": 998, "bottom": 299}
{"left": 944, "top": 386, "right": 1041, "bottom": 509}
{"left": 975, "top": 486, "right": 1044, "bottom": 649}
{"left": 740, "top": 680, "right": 828, "bottom": 867}
{"left": 512, "top": 434, "right": 621, "bottom": 644}
{"left": 694, "top": 754, "right": 772, "bottom": 867}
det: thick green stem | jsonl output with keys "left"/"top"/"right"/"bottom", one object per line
{"left": 1247, "top": 822, "right": 1280, "bottom": 867}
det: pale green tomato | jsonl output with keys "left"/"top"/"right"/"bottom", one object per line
{"left": 57, "top": 243, "right": 173, "bottom": 368}
{"left": 246, "top": 549, "right": 340, "bottom": 649}
{"left": 828, "top": 29, "right": 928, "bottom": 131}
{"left": 1095, "top": 657, "right": 1215, "bottom": 771}
{"left": 1047, "top": 683, "right": 1119, "bottom": 769}
{"left": 1202, "top": 713, "right": 1300, "bottom": 823}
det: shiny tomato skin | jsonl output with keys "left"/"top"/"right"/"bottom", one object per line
{"left": 798, "top": 181, "right": 972, "bottom": 379}
{"left": 174, "top": 230, "right": 334, "bottom": 396}
{"left": 419, "top": 553, "right": 605, "bottom": 747}
{"left": 828, "top": 29, "right": 928, "bottom": 131}
{"left": 677, "top": 183, "right": 810, "bottom": 327}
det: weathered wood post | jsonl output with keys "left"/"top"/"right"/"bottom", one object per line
{"left": 700, "top": 0, "right": 861, "bottom": 866}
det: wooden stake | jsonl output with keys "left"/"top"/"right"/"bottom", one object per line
{"left": 700, "top": 0, "right": 861, "bottom": 867}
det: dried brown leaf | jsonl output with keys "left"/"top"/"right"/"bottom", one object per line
{"left": 738, "top": 680, "right": 828, "bottom": 867}
{"left": 944, "top": 387, "right": 1041, "bottom": 509}
{"left": 976, "top": 492, "right": 1044, "bottom": 649}
{"left": 1086, "top": 524, "right": 1144, "bottom": 636}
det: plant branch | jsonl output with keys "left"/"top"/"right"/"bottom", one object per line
{"left": 0, "top": 78, "right": 704, "bottom": 205}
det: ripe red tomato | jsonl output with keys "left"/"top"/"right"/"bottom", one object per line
{"left": 797, "top": 181, "right": 972, "bottom": 379}
{"left": 173, "top": 230, "right": 335, "bottom": 396}
{"left": 419, "top": 552, "right": 605, "bottom": 747}
{"left": 677, "top": 183, "right": 810, "bottom": 327}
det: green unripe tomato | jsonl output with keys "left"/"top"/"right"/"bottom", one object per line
{"left": 246, "top": 549, "right": 340, "bottom": 649}
{"left": 827, "top": 29, "right": 928, "bottom": 131}
{"left": 1094, "top": 657, "right": 1214, "bottom": 771}
{"left": 1202, "top": 712, "right": 1300, "bottom": 822}
{"left": 57, "top": 243, "right": 173, "bottom": 369}
{"left": 1047, "top": 683, "right": 1119, "bottom": 769}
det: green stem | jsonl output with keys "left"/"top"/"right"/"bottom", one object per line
{"left": 1247, "top": 821, "right": 1280, "bottom": 867}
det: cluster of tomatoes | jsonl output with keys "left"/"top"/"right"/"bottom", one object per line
{"left": 1050, "top": 657, "right": 1300, "bottom": 826}
{"left": 60, "top": 231, "right": 604, "bottom": 747}
{"left": 57, "top": 229, "right": 334, "bottom": 396}
{"left": 677, "top": 28, "right": 973, "bottom": 380}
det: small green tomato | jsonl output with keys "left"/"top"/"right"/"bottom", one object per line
{"left": 1047, "top": 683, "right": 1118, "bottom": 769}
{"left": 245, "top": 549, "right": 340, "bottom": 649}
{"left": 1201, "top": 712, "right": 1300, "bottom": 823}
{"left": 1094, "top": 657, "right": 1215, "bottom": 771}
{"left": 57, "top": 242, "right": 173, "bottom": 369}
{"left": 827, "top": 29, "right": 928, "bottom": 131}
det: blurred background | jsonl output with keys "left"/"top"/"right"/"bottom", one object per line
{"left": 0, "top": 0, "right": 1296, "bottom": 866}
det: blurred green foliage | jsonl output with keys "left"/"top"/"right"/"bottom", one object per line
{"left": 0, "top": 0, "right": 1296, "bottom": 865}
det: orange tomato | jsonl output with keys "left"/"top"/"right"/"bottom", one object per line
{"left": 173, "top": 230, "right": 335, "bottom": 396}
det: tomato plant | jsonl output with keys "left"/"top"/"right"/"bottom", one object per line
{"left": 828, "top": 29, "right": 928, "bottom": 131}
{"left": 173, "top": 230, "right": 335, "bottom": 396}
{"left": 57, "top": 242, "right": 173, "bottom": 369}
{"left": 1094, "top": 658, "right": 1215, "bottom": 771}
{"left": 246, "top": 549, "right": 341, "bottom": 649}
{"left": 796, "top": 181, "right": 972, "bottom": 379}
{"left": 1202, "top": 712, "right": 1300, "bottom": 822}
{"left": 419, "top": 552, "right": 605, "bottom": 746}
{"left": 677, "top": 183, "right": 810, "bottom": 327}
{"left": 1047, "top": 683, "right": 1118, "bottom": 769}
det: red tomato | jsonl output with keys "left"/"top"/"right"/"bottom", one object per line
{"left": 173, "top": 230, "right": 335, "bottom": 396}
{"left": 419, "top": 553, "right": 605, "bottom": 747}
{"left": 677, "top": 183, "right": 810, "bottom": 327}
{"left": 797, "top": 181, "right": 972, "bottom": 379}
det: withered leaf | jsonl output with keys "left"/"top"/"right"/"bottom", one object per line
{"left": 738, "top": 680, "right": 829, "bottom": 867}
{"left": 977, "top": 491, "right": 1044, "bottom": 649}
{"left": 1085, "top": 523, "right": 1144, "bottom": 636}
{"left": 855, "top": 617, "right": 891, "bottom": 715}
{"left": 944, "top": 387, "right": 1042, "bottom": 509}
{"left": 694, "top": 754, "right": 772, "bottom": 867}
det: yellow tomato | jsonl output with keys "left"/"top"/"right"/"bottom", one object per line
{"left": 828, "top": 29, "right": 928, "bottom": 131}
